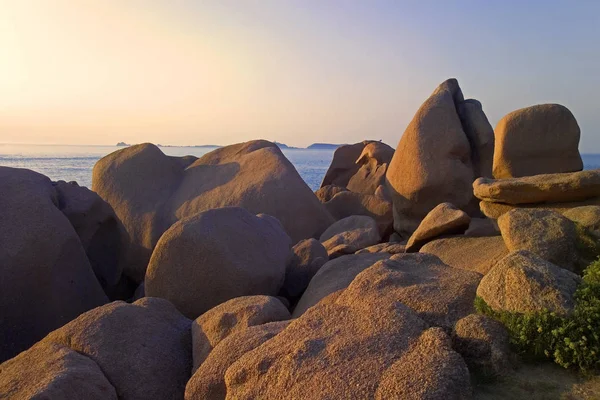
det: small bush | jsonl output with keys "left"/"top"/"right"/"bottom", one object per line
{"left": 476, "top": 258, "right": 600, "bottom": 372}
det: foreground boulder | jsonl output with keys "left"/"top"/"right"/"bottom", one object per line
{"left": 477, "top": 251, "right": 581, "bottom": 316}
{"left": 493, "top": 104, "right": 582, "bottom": 178}
{"left": 93, "top": 141, "right": 333, "bottom": 282}
{"left": 474, "top": 170, "right": 600, "bottom": 205}
{"left": 420, "top": 236, "right": 509, "bottom": 275}
{"left": 186, "top": 321, "right": 289, "bottom": 400}
{"left": 53, "top": 180, "right": 123, "bottom": 290}
{"left": 0, "top": 167, "right": 107, "bottom": 362}
{"left": 191, "top": 296, "right": 290, "bottom": 370}
{"left": 386, "top": 79, "right": 493, "bottom": 236}
{"left": 320, "top": 141, "right": 394, "bottom": 194}
{"left": 145, "top": 208, "right": 291, "bottom": 318}
{"left": 225, "top": 257, "right": 472, "bottom": 399}
{"left": 0, "top": 342, "right": 117, "bottom": 399}
{"left": 498, "top": 208, "right": 578, "bottom": 271}
{"left": 35, "top": 297, "right": 192, "bottom": 400}
{"left": 281, "top": 239, "right": 328, "bottom": 299}
{"left": 406, "top": 202, "right": 471, "bottom": 252}
{"left": 320, "top": 215, "right": 381, "bottom": 256}
{"left": 453, "top": 314, "right": 512, "bottom": 377}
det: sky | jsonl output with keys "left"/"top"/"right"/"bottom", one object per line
{"left": 1, "top": 1, "right": 599, "bottom": 150}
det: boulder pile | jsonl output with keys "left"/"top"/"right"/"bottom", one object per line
{"left": 2, "top": 78, "right": 600, "bottom": 399}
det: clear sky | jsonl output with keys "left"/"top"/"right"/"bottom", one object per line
{"left": 1, "top": 1, "right": 599, "bottom": 150}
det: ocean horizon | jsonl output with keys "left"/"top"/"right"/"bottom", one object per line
{"left": 1, "top": 143, "right": 599, "bottom": 192}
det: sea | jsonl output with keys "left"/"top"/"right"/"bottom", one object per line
{"left": 0, "top": 143, "right": 599, "bottom": 192}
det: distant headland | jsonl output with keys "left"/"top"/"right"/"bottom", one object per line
{"left": 117, "top": 142, "right": 344, "bottom": 150}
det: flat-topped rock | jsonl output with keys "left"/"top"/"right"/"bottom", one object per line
{"left": 474, "top": 170, "right": 600, "bottom": 205}
{"left": 479, "top": 196, "right": 600, "bottom": 219}
{"left": 493, "top": 104, "right": 582, "bottom": 179}
{"left": 406, "top": 202, "right": 471, "bottom": 252}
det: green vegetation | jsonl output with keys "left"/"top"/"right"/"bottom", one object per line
{"left": 476, "top": 258, "right": 600, "bottom": 372}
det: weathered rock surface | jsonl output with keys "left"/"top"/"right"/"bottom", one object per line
{"left": 93, "top": 141, "right": 333, "bottom": 282}
{"left": 461, "top": 99, "right": 495, "bottom": 180}
{"left": 406, "top": 202, "right": 471, "bottom": 252}
{"left": 320, "top": 215, "right": 381, "bottom": 256}
{"left": 464, "top": 217, "right": 499, "bottom": 237}
{"left": 320, "top": 141, "right": 394, "bottom": 195}
{"left": 335, "top": 254, "right": 482, "bottom": 329}
{"left": 225, "top": 256, "right": 473, "bottom": 399}
{"left": 564, "top": 205, "right": 600, "bottom": 237}
{"left": 281, "top": 239, "right": 328, "bottom": 299}
{"left": 314, "top": 184, "right": 348, "bottom": 202}
{"left": 0, "top": 342, "right": 117, "bottom": 400}
{"left": 498, "top": 208, "right": 577, "bottom": 271}
{"left": 145, "top": 208, "right": 291, "bottom": 319}
{"left": 185, "top": 321, "right": 289, "bottom": 400}
{"left": 53, "top": 180, "right": 123, "bottom": 290}
{"left": 355, "top": 242, "right": 407, "bottom": 254}
{"left": 0, "top": 167, "right": 107, "bottom": 362}
{"left": 40, "top": 297, "right": 192, "bottom": 400}
{"left": 292, "top": 253, "right": 391, "bottom": 317}
{"left": 375, "top": 328, "right": 472, "bottom": 400}
{"left": 323, "top": 188, "right": 394, "bottom": 236}
{"left": 474, "top": 170, "right": 600, "bottom": 205}
{"left": 386, "top": 78, "right": 491, "bottom": 236}
{"left": 191, "top": 296, "right": 290, "bottom": 370}
{"left": 420, "top": 236, "right": 509, "bottom": 275}
{"left": 480, "top": 196, "right": 600, "bottom": 219}
{"left": 453, "top": 314, "right": 512, "bottom": 377}
{"left": 493, "top": 104, "right": 583, "bottom": 179}
{"left": 477, "top": 251, "right": 581, "bottom": 315}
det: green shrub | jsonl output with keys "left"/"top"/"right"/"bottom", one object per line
{"left": 475, "top": 258, "right": 600, "bottom": 372}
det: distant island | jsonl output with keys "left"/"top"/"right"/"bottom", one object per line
{"left": 307, "top": 143, "right": 343, "bottom": 150}
{"left": 116, "top": 142, "right": 130, "bottom": 146}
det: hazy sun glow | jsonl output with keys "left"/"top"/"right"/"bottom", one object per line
{"left": 1, "top": 1, "right": 599, "bottom": 149}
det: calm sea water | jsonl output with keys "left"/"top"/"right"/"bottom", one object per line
{"left": 0, "top": 144, "right": 599, "bottom": 192}
{"left": 0, "top": 144, "right": 336, "bottom": 191}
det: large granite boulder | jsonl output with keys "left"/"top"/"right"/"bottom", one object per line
{"left": 281, "top": 239, "right": 328, "bottom": 299}
{"left": 386, "top": 79, "right": 492, "bottom": 237}
{"left": 292, "top": 253, "right": 390, "bottom": 317}
{"left": 39, "top": 297, "right": 192, "bottom": 400}
{"left": 498, "top": 208, "right": 578, "bottom": 271}
{"left": 474, "top": 170, "right": 600, "bottom": 205}
{"left": 145, "top": 208, "right": 291, "bottom": 319}
{"left": 477, "top": 251, "right": 581, "bottom": 316}
{"left": 93, "top": 141, "right": 333, "bottom": 282}
{"left": 0, "top": 167, "right": 107, "bottom": 362}
{"left": 406, "top": 202, "right": 471, "bottom": 252}
{"left": 225, "top": 257, "right": 471, "bottom": 399}
{"left": 420, "top": 236, "right": 509, "bottom": 275}
{"left": 53, "top": 180, "right": 123, "bottom": 291}
{"left": 322, "top": 187, "right": 394, "bottom": 237}
{"left": 191, "top": 296, "right": 290, "bottom": 370}
{"left": 320, "top": 141, "right": 394, "bottom": 194}
{"left": 185, "top": 321, "right": 289, "bottom": 400}
{"left": 0, "top": 342, "right": 117, "bottom": 400}
{"left": 493, "top": 104, "right": 583, "bottom": 178}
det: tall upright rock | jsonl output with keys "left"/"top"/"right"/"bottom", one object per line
{"left": 386, "top": 79, "right": 494, "bottom": 237}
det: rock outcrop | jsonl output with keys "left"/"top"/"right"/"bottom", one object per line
{"left": 406, "top": 202, "right": 471, "bottom": 252}
{"left": 281, "top": 239, "right": 328, "bottom": 299}
{"left": 320, "top": 141, "right": 394, "bottom": 195}
{"left": 145, "top": 208, "right": 291, "bottom": 318}
{"left": 477, "top": 251, "right": 581, "bottom": 315}
{"left": 386, "top": 79, "right": 493, "bottom": 237}
{"left": 93, "top": 141, "right": 333, "bottom": 282}
{"left": 0, "top": 167, "right": 107, "bottom": 362}
{"left": 191, "top": 296, "right": 290, "bottom": 370}
{"left": 320, "top": 215, "right": 381, "bottom": 257}
{"left": 493, "top": 104, "right": 583, "bottom": 178}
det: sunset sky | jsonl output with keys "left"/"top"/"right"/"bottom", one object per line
{"left": 1, "top": 1, "right": 599, "bottom": 150}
